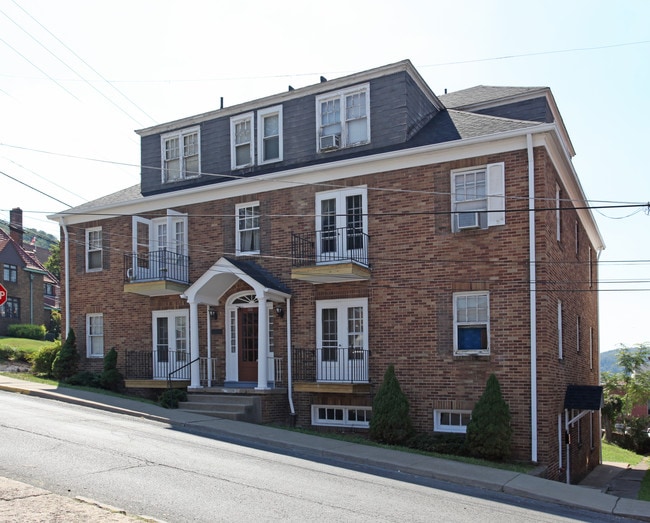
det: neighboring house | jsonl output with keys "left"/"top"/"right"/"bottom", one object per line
{"left": 50, "top": 60, "right": 604, "bottom": 483}
{"left": 0, "top": 208, "right": 60, "bottom": 333}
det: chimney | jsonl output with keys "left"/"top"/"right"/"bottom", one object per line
{"left": 9, "top": 208, "right": 23, "bottom": 244}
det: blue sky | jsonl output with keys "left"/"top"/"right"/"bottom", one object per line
{"left": 1, "top": 0, "right": 648, "bottom": 352}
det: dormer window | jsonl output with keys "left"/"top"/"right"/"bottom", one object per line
{"left": 316, "top": 84, "right": 370, "bottom": 152}
{"left": 231, "top": 113, "right": 254, "bottom": 169}
{"left": 161, "top": 127, "right": 200, "bottom": 183}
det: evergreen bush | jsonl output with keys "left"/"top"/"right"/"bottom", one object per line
{"left": 66, "top": 371, "right": 102, "bottom": 388}
{"left": 51, "top": 328, "right": 78, "bottom": 380}
{"left": 369, "top": 364, "right": 414, "bottom": 445}
{"left": 7, "top": 324, "right": 46, "bottom": 340}
{"left": 466, "top": 374, "right": 512, "bottom": 461}
{"left": 99, "top": 348, "right": 123, "bottom": 391}
{"left": 158, "top": 388, "right": 187, "bottom": 408}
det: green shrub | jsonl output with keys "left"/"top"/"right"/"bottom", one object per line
{"left": 7, "top": 324, "right": 46, "bottom": 341}
{"left": 0, "top": 346, "right": 14, "bottom": 361}
{"left": 99, "top": 348, "right": 123, "bottom": 391}
{"left": 66, "top": 371, "right": 101, "bottom": 388}
{"left": 51, "top": 328, "right": 78, "bottom": 380}
{"left": 369, "top": 364, "right": 414, "bottom": 445}
{"left": 31, "top": 343, "right": 61, "bottom": 376}
{"left": 158, "top": 388, "right": 187, "bottom": 409}
{"left": 466, "top": 374, "right": 512, "bottom": 461}
{"left": 47, "top": 310, "right": 61, "bottom": 339}
{"left": 407, "top": 432, "right": 468, "bottom": 455}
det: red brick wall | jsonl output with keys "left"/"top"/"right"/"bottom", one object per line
{"left": 63, "top": 145, "right": 600, "bottom": 480}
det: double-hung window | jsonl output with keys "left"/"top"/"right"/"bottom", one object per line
{"left": 3, "top": 264, "right": 17, "bottom": 282}
{"left": 316, "top": 84, "right": 370, "bottom": 152}
{"left": 451, "top": 163, "right": 505, "bottom": 231}
{"left": 315, "top": 187, "right": 368, "bottom": 264}
{"left": 86, "top": 227, "right": 102, "bottom": 272}
{"left": 162, "top": 127, "right": 200, "bottom": 183}
{"left": 453, "top": 292, "right": 489, "bottom": 355}
{"left": 236, "top": 202, "right": 260, "bottom": 255}
{"left": 257, "top": 106, "right": 282, "bottom": 164}
{"left": 231, "top": 113, "right": 254, "bottom": 169}
{"left": 1, "top": 297, "right": 20, "bottom": 318}
{"left": 86, "top": 313, "right": 104, "bottom": 358}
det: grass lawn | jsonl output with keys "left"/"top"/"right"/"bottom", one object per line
{"left": 0, "top": 336, "right": 57, "bottom": 354}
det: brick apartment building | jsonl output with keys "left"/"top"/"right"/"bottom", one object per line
{"left": 1, "top": 208, "right": 59, "bottom": 334}
{"left": 50, "top": 60, "right": 604, "bottom": 483}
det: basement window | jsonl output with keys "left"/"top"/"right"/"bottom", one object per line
{"left": 311, "top": 405, "right": 371, "bottom": 428}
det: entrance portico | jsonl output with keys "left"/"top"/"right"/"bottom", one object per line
{"left": 182, "top": 257, "right": 291, "bottom": 390}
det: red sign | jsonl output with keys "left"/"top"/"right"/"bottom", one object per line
{"left": 0, "top": 283, "right": 6, "bottom": 306}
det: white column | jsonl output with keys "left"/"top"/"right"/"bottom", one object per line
{"left": 206, "top": 305, "right": 212, "bottom": 387}
{"left": 189, "top": 300, "right": 201, "bottom": 389}
{"left": 256, "top": 295, "right": 269, "bottom": 390}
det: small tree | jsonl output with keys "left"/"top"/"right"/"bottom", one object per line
{"left": 369, "top": 364, "right": 413, "bottom": 445}
{"left": 51, "top": 328, "right": 78, "bottom": 380}
{"left": 100, "top": 348, "right": 123, "bottom": 391}
{"left": 466, "top": 374, "right": 512, "bottom": 461}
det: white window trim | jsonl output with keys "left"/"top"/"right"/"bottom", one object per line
{"left": 230, "top": 112, "right": 255, "bottom": 170}
{"left": 451, "top": 163, "right": 505, "bottom": 232}
{"left": 85, "top": 226, "right": 102, "bottom": 273}
{"left": 160, "top": 126, "right": 201, "bottom": 183}
{"left": 558, "top": 300, "right": 563, "bottom": 360}
{"left": 556, "top": 183, "right": 562, "bottom": 242}
{"left": 311, "top": 405, "right": 371, "bottom": 428}
{"left": 257, "top": 105, "right": 283, "bottom": 165}
{"left": 315, "top": 83, "right": 370, "bottom": 152}
{"left": 235, "top": 201, "right": 261, "bottom": 255}
{"left": 453, "top": 291, "right": 490, "bottom": 356}
{"left": 434, "top": 409, "right": 472, "bottom": 433}
{"left": 86, "top": 313, "right": 104, "bottom": 358}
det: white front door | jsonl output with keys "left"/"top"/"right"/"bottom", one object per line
{"left": 153, "top": 310, "right": 189, "bottom": 380}
{"left": 315, "top": 188, "right": 367, "bottom": 263}
{"left": 316, "top": 298, "right": 368, "bottom": 382}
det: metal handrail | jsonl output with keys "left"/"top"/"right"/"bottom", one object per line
{"left": 167, "top": 356, "right": 199, "bottom": 392}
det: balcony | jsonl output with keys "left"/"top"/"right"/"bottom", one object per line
{"left": 291, "top": 227, "right": 371, "bottom": 284}
{"left": 123, "top": 249, "right": 190, "bottom": 296}
{"left": 291, "top": 347, "right": 371, "bottom": 393}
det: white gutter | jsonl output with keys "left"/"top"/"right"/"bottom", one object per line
{"left": 59, "top": 219, "right": 70, "bottom": 337}
{"left": 527, "top": 133, "right": 538, "bottom": 463}
{"left": 286, "top": 297, "right": 295, "bottom": 418}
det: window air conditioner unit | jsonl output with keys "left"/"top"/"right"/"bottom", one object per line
{"left": 457, "top": 211, "right": 480, "bottom": 230}
{"left": 320, "top": 134, "right": 341, "bottom": 151}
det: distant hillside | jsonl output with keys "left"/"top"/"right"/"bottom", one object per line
{"left": 0, "top": 220, "right": 58, "bottom": 249}
{"left": 600, "top": 349, "right": 622, "bottom": 374}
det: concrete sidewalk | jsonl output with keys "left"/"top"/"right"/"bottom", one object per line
{"left": 1, "top": 373, "right": 649, "bottom": 521}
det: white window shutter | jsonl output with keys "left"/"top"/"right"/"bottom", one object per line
{"left": 486, "top": 162, "right": 506, "bottom": 226}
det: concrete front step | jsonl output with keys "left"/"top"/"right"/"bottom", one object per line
{"left": 179, "top": 393, "right": 261, "bottom": 422}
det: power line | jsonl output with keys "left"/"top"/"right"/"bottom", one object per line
{"left": 0, "top": 169, "right": 71, "bottom": 207}
{"left": 7, "top": 0, "right": 157, "bottom": 127}
{"left": 0, "top": 33, "right": 79, "bottom": 100}
{"left": 0, "top": 142, "right": 647, "bottom": 211}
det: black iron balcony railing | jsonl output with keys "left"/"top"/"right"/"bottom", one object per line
{"left": 291, "top": 227, "right": 370, "bottom": 267}
{"left": 125, "top": 350, "right": 218, "bottom": 385}
{"left": 123, "top": 249, "right": 189, "bottom": 284}
{"left": 292, "top": 347, "right": 369, "bottom": 383}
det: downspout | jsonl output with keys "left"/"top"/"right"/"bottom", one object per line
{"left": 60, "top": 219, "right": 70, "bottom": 336}
{"left": 29, "top": 273, "right": 34, "bottom": 324}
{"left": 527, "top": 133, "right": 538, "bottom": 463}
{"left": 286, "top": 297, "right": 295, "bottom": 420}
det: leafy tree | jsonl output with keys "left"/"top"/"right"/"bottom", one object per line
{"left": 45, "top": 241, "right": 61, "bottom": 280}
{"left": 369, "top": 364, "right": 414, "bottom": 445}
{"left": 466, "top": 374, "right": 512, "bottom": 461}
{"left": 51, "top": 328, "right": 78, "bottom": 380}
{"left": 601, "top": 343, "right": 650, "bottom": 442}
